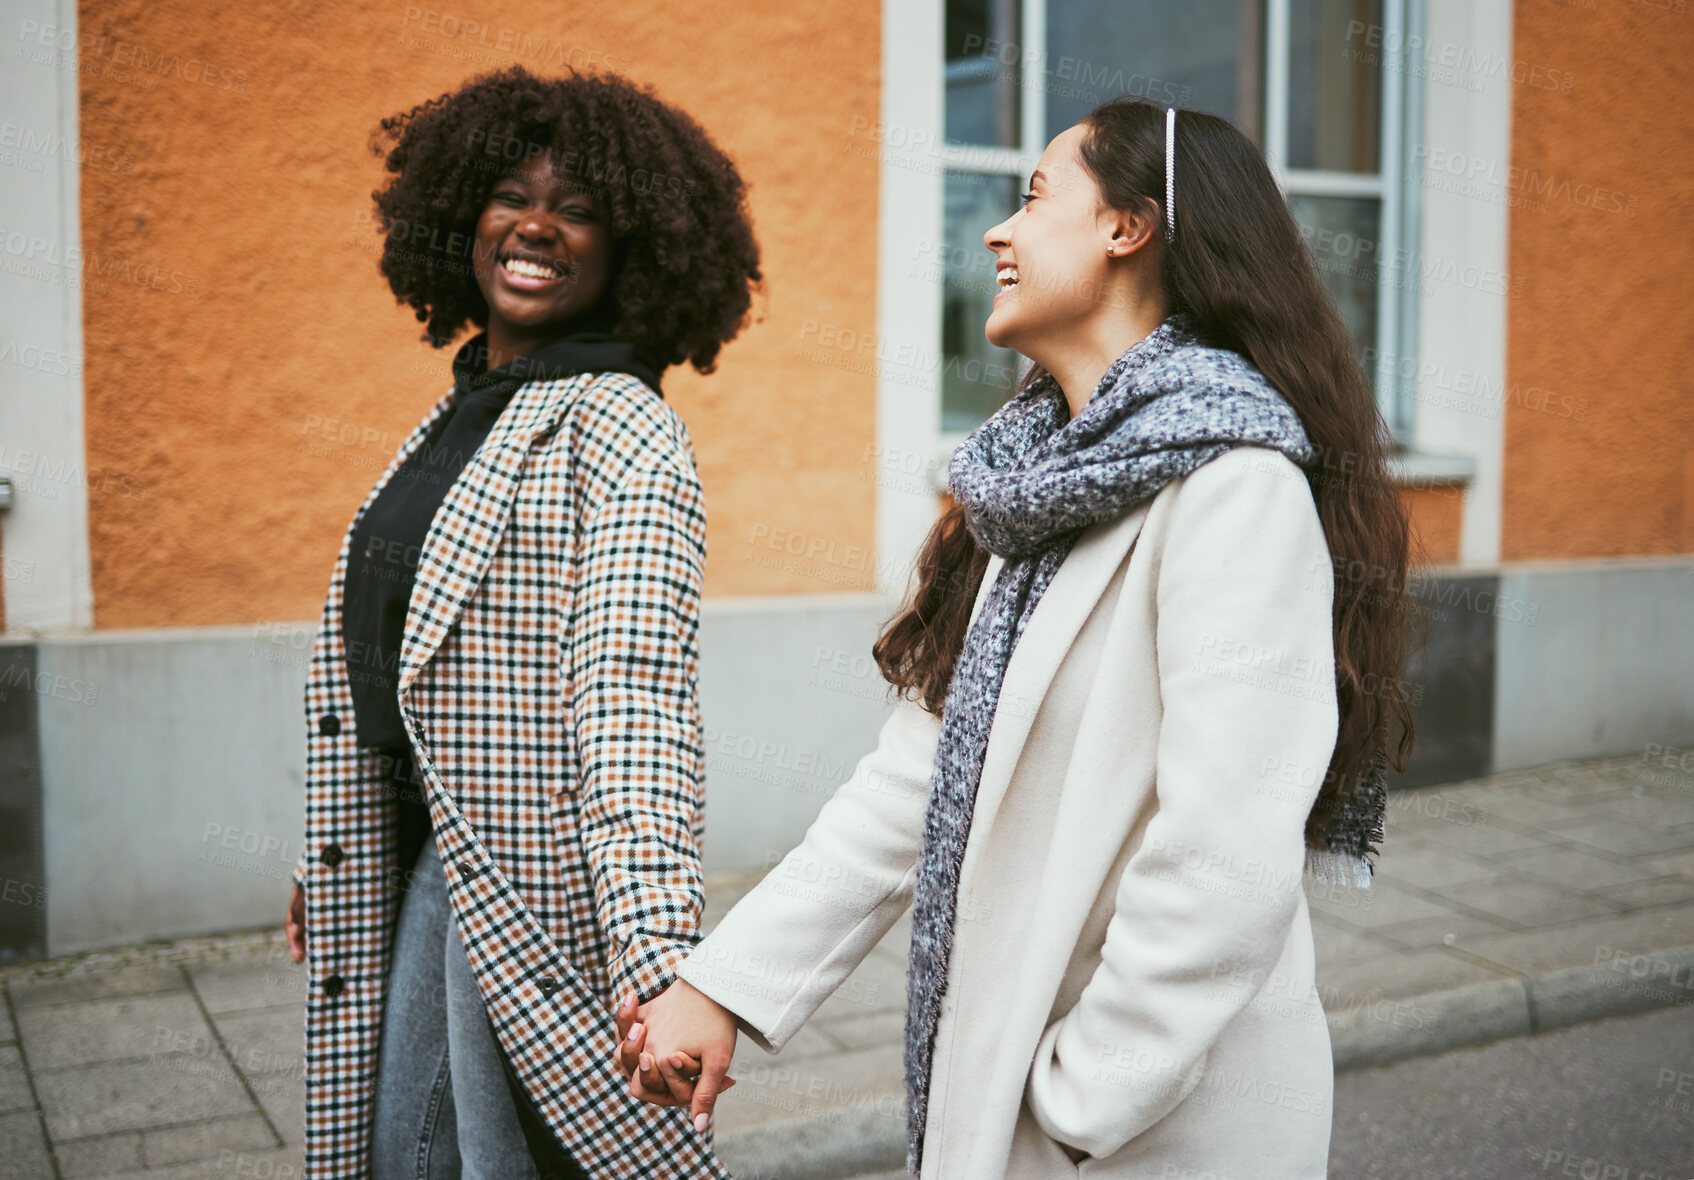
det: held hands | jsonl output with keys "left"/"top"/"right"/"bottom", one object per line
{"left": 614, "top": 980, "right": 740, "bottom": 1134}
{"left": 286, "top": 884, "right": 307, "bottom": 963}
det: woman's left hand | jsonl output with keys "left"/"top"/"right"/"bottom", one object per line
{"left": 614, "top": 984, "right": 739, "bottom": 1131}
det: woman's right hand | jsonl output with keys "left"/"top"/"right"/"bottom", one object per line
{"left": 286, "top": 883, "right": 307, "bottom": 963}
{"left": 614, "top": 981, "right": 739, "bottom": 1132}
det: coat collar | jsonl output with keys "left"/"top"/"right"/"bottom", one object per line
{"left": 965, "top": 502, "right": 1153, "bottom": 840}
{"left": 339, "top": 372, "right": 596, "bottom": 709}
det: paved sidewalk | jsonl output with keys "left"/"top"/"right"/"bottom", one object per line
{"left": 0, "top": 931, "right": 303, "bottom": 1180}
{"left": 3, "top": 749, "right": 1693, "bottom": 1179}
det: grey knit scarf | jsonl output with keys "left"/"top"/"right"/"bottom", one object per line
{"left": 900, "top": 314, "right": 1388, "bottom": 1171}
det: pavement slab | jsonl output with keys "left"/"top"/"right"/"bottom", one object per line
{"left": 137, "top": 1110, "right": 279, "bottom": 1169}
{"left": 208, "top": 1008, "right": 302, "bottom": 1150}
{"left": 15, "top": 991, "right": 214, "bottom": 1073}
{"left": 54, "top": 1129, "right": 144, "bottom": 1178}
{"left": 1495, "top": 842, "right": 1669, "bottom": 890}
{"left": 0, "top": 1042, "right": 35, "bottom": 1114}
{"left": 8, "top": 966, "right": 188, "bottom": 1013}
{"left": 185, "top": 952, "right": 305, "bottom": 1017}
{"left": 0, "top": 1109, "right": 54, "bottom": 1179}
{"left": 1363, "top": 910, "right": 1514, "bottom": 951}
{"left": 33, "top": 1052, "right": 257, "bottom": 1141}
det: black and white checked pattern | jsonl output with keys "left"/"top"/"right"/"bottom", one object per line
{"left": 295, "top": 370, "right": 729, "bottom": 1179}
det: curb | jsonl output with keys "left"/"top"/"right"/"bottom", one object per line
{"left": 1329, "top": 942, "right": 1694, "bottom": 1071}
{"left": 715, "top": 944, "right": 1694, "bottom": 1180}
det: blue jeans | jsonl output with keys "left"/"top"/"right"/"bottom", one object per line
{"left": 369, "top": 833, "right": 540, "bottom": 1180}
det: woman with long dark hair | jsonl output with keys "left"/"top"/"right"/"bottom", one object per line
{"left": 282, "top": 65, "right": 759, "bottom": 1180}
{"left": 616, "top": 97, "right": 1416, "bottom": 1178}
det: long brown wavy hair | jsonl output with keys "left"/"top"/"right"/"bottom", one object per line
{"left": 873, "top": 98, "right": 1421, "bottom": 848}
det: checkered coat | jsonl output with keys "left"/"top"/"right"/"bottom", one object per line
{"left": 291, "top": 370, "right": 732, "bottom": 1179}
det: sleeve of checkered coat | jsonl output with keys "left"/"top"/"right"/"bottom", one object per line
{"left": 569, "top": 426, "right": 710, "bottom": 1008}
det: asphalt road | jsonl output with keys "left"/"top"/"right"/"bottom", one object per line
{"left": 1329, "top": 1004, "right": 1694, "bottom": 1179}
{"left": 848, "top": 1005, "right": 1694, "bottom": 1179}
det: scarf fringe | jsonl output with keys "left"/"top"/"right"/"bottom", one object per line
{"left": 1304, "top": 847, "right": 1375, "bottom": 889}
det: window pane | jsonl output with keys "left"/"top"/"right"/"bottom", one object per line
{"left": 1287, "top": 194, "right": 1380, "bottom": 375}
{"left": 1288, "top": 0, "right": 1382, "bottom": 172}
{"left": 941, "top": 171, "right": 1022, "bottom": 432}
{"left": 1044, "top": 0, "right": 1264, "bottom": 143}
{"left": 947, "top": 0, "right": 1022, "bottom": 147}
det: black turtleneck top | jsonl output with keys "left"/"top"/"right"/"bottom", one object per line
{"left": 339, "top": 324, "right": 661, "bottom": 868}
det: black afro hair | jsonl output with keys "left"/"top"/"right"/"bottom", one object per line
{"left": 370, "top": 64, "right": 762, "bottom": 374}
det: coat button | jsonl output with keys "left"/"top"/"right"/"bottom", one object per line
{"left": 322, "top": 974, "right": 345, "bottom": 997}
{"left": 318, "top": 713, "right": 341, "bottom": 737}
{"left": 318, "top": 843, "right": 345, "bottom": 868}
{"left": 535, "top": 976, "right": 562, "bottom": 997}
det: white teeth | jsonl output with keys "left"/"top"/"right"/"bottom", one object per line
{"left": 996, "top": 269, "right": 1020, "bottom": 288}
{"left": 503, "top": 258, "right": 560, "bottom": 280}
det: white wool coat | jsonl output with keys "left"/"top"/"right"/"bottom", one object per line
{"left": 676, "top": 445, "right": 1340, "bottom": 1179}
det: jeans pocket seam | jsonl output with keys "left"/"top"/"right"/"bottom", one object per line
{"left": 417, "top": 1046, "right": 453, "bottom": 1180}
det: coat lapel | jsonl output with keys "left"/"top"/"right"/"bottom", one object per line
{"left": 395, "top": 374, "right": 587, "bottom": 701}
{"left": 968, "top": 504, "right": 1152, "bottom": 838}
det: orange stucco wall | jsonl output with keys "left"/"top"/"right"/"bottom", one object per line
{"left": 77, "top": 0, "right": 881, "bottom": 628}
{"left": 1400, "top": 485, "right": 1462, "bottom": 567}
{"left": 1504, "top": 0, "right": 1694, "bottom": 560}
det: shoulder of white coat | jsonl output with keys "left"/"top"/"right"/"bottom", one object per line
{"left": 1146, "top": 445, "right": 1327, "bottom": 562}
{"left": 1133, "top": 446, "right": 1336, "bottom": 634}
{"left": 1183, "top": 444, "right": 1315, "bottom": 500}
{"left": 1158, "top": 440, "right": 1314, "bottom": 507}
{"left": 562, "top": 371, "right": 699, "bottom": 504}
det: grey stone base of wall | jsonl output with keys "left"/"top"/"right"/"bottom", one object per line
{"left": 1386, "top": 556, "right": 1694, "bottom": 788}
{"left": 3, "top": 557, "right": 1691, "bottom": 958}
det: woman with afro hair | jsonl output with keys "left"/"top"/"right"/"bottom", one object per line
{"left": 284, "top": 64, "right": 759, "bottom": 1180}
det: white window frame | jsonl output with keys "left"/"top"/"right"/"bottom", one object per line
{"left": 1268, "top": 0, "right": 1413, "bottom": 440}
{"left": 874, "top": 0, "right": 1423, "bottom": 593}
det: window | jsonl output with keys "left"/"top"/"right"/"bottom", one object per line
{"left": 937, "top": 0, "right": 1417, "bottom": 439}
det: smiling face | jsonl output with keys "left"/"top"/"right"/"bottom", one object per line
{"left": 471, "top": 149, "right": 614, "bottom": 352}
{"left": 981, "top": 122, "right": 1124, "bottom": 356}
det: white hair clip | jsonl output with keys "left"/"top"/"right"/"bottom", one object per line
{"left": 1164, "top": 106, "right": 1177, "bottom": 244}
